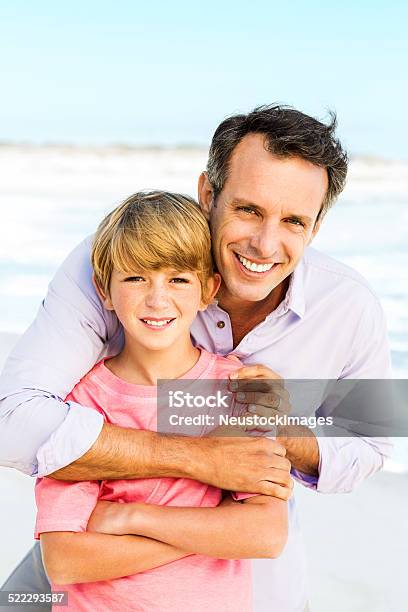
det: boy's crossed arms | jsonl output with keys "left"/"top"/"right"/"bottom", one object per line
{"left": 40, "top": 486, "right": 287, "bottom": 585}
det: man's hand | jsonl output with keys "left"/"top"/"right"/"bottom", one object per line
{"left": 198, "top": 434, "right": 293, "bottom": 500}
{"left": 229, "top": 364, "right": 291, "bottom": 429}
{"left": 228, "top": 364, "right": 320, "bottom": 477}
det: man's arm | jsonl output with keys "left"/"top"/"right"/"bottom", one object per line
{"left": 277, "top": 428, "right": 319, "bottom": 476}
{"left": 0, "top": 237, "right": 113, "bottom": 476}
{"left": 40, "top": 531, "right": 190, "bottom": 585}
{"left": 231, "top": 294, "right": 393, "bottom": 493}
{"left": 293, "top": 295, "right": 393, "bottom": 493}
{"left": 87, "top": 496, "right": 288, "bottom": 560}
{"left": 0, "top": 238, "right": 293, "bottom": 498}
{"left": 52, "top": 423, "right": 293, "bottom": 498}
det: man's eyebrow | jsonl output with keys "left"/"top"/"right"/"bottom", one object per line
{"left": 231, "top": 199, "right": 313, "bottom": 225}
{"left": 230, "top": 198, "right": 263, "bottom": 210}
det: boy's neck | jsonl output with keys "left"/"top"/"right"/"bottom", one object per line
{"left": 105, "top": 334, "right": 200, "bottom": 386}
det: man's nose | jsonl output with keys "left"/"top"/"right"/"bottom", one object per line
{"left": 249, "top": 219, "right": 281, "bottom": 256}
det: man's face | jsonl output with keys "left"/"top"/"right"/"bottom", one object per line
{"left": 199, "top": 133, "right": 328, "bottom": 304}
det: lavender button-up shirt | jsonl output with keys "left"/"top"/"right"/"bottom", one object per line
{"left": 0, "top": 237, "right": 392, "bottom": 611}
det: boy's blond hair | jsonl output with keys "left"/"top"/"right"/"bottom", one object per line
{"left": 92, "top": 190, "right": 215, "bottom": 304}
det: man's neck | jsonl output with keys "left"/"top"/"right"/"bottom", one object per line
{"left": 106, "top": 335, "right": 200, "bottom": 386}
{"left": 217, "top": 277, "right": 290, "bottom": 348}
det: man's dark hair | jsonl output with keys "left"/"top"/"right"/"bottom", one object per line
{"left": 206, "top": 104, "right": 348, "bottom": 219}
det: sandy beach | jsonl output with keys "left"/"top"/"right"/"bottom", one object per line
{"left": 1, "top": 333, "right": 406, "bottom": 611}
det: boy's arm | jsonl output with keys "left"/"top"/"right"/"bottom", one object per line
{"left": 88, "top": 495, "right": 288, "bottom": 559}
{"left": 40, "top": 531, "right": 190, "bottom": 585}
{"left": 36, "top": 477, "right": 190, "bottom": 585}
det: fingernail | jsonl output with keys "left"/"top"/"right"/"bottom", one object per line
{"left": 237, "top": 392, "right": 245, "bottom": 401}
{"left": 230, "top": 381, "right": 238, "bottom": 391}
{"left": 248, "top": 405, "right": 257, "bottom": 413}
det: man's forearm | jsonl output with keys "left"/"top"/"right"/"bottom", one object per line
{"left": 41, "top": 530, "right": 189, "bottom": 585}
{"left": 51, "top": 424, "right": 293, "bottom": 499}
{"left": 277, "top": 427, "right": 320, "bottom": 476}
{"left": 50, "top": 424, "right": 199, "bottom": 481}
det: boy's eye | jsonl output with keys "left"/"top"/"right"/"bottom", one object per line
{"left": 124, "top": 276, "right": 144, "bottom": 282}
{"left": 170, "top": 277, "right": 189, "bottom": 284}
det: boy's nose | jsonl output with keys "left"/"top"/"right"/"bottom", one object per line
{"left": 145, "top": 287, "right": 170, "bottom": 309}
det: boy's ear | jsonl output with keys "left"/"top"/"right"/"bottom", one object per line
{"left": 199, "top": 273, "right": 222, "bottom": 310}
{"left": 92, "top": 273, "right": 114, "bottom": 310}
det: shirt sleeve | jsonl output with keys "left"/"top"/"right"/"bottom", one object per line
{"left": 35, "top": 477, "right": 101, "bottom": 539}
{"left": 0, "top": 236, "right": 120, "bottom": 476}
{"left": 294, "top": 293, "right": 393, "bottom": 493}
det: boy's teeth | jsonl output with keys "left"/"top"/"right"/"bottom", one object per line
{"left": 143, "top": 319, "right": 172, "bottom": 326}
{"left": 237, "top": 254, "right": 273, "bottom": 273}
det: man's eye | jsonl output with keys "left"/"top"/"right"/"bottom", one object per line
{"left": 170, "top": 277, "right": 189, "bottom": 284}
{"left": 237, "top": 206, "right": 257, "bottom": 215}
{"left": 286, "top": 218, "right": 305, "bottom": 227}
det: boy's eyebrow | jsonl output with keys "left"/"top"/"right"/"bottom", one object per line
{"left": 167, "top": 269, "right": 195, "bottom": 275}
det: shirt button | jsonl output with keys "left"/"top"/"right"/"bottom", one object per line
{"left": 217, "top": 320, "right": 225, "bottom": 329}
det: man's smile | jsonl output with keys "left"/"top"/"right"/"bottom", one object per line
{"left": 234, "top": 252, "right": 279, "bottom": 275}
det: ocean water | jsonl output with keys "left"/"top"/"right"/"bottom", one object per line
{"left": 0, "top": 146, "right": 407, "bottom": 470}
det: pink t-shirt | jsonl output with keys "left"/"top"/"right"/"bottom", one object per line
{"left": 35, "top": 349, "right": 253, "bottom": 611}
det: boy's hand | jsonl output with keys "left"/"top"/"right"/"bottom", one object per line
{"left": 87, "top": 500, "right": 134, "bottom": 536}
{"left": 87, "top": 501, "right": 156, "bottom": 538}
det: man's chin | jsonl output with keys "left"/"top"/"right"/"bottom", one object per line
{"left": 226, "top": 282, "right": 278, "bottom": 304}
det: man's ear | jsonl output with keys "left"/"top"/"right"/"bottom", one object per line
{"left": 198, "top": 172, "right": 214, "bottom": 221}
{"left": 199, "top": 273, "right": 222, "bottom": 310}
{"left": 309, "top": 216, "right": 323, "bottom": 244}
{"left": 92, "top": 273, "right": 114, "bottom": 310}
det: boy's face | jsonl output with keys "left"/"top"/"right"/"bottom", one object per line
{"left": 99, "top": 268, "right": 218, "bottom": 351}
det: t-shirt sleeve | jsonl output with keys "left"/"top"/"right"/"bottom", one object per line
{"left": 231, "top": 491, "right": 257, "bottom": 501}
{"left": 35, "top": 477, "right": 100, "bottom": 539}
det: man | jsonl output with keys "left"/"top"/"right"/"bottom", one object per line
{"left": 0, "top": 105, "right": 391, "bottom": 611}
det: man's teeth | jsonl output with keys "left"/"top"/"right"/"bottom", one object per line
{"left": 237, "top": 255, "right": 274, "bottom": 273}
{"left": 143, "top": 319, "right": 172, "bottom": 327}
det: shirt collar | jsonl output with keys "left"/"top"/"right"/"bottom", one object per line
{"left": 280, "top": 257, "right": 306, "bottom": 319}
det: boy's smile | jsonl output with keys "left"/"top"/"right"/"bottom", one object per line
{"left": 103, "top": 268, "right": 206, "bottom": 352}
{"left": 139, "top": 317, "right": 176, "bottom": 330}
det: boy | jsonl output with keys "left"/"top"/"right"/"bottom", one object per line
{"left": 35, "top": 191, "right": 288, "bottom": 611}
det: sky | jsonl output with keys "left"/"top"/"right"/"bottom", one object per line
{"left": 1, "top": 0, "right": 407, "bottom": 157}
